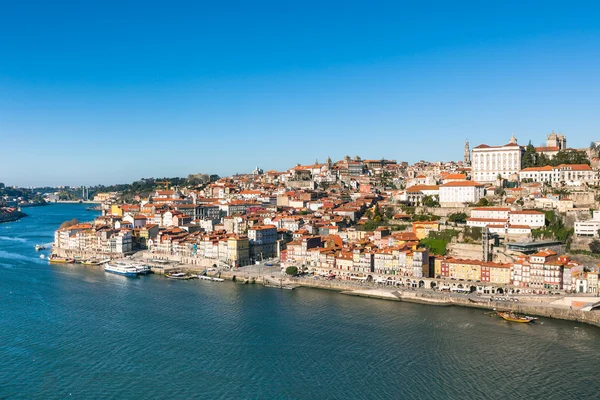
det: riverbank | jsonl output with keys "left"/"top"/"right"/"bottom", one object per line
{"left": 215, "top": 269, "right": 600, "bottom": 328}
{"left": 0, "top": 209, "right": 27, "bottom": 223}
{"left": 51, "top": 247, "right": 600, "bottom": 328}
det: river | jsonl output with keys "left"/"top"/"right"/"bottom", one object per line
{"left": 0, "top": 204, "right": 599, "bottom": 399}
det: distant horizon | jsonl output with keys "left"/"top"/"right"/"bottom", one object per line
{"left": 2, "top": 1, "right": 599, "bottom": 187}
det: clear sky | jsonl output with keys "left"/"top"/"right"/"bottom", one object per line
{"left": 1, "top": 1, "right": 599, "bottom": 187}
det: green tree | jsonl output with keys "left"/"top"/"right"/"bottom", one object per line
{"left": 549, "top": 149, "right": 590, "bottom": 166}
{"left": 522, "top": 141, "right": 537, "bottom": 168}
{"left": 285, "top": 266, "right": 299, "bottom": 275}
{"left": 448, "top": 212, "right": 467, "bottom": 223}
{"left": 476, "top": 197, "right": 489, "bottom": 207}
{"left": 422, "top": 195, "right": 440, "bottom": 208}
{"left": 385, "top": 206, "right": 395, "bottom": 220}
{"left": 464, "top": 226, "right": 483, "bottom": 241}
{"left": 362, "top": 220, "right": 378, "bottom": 231}
{"left": 589, "top": 240, "right": 600, "bottom": 254}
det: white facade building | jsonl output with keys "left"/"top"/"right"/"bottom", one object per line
{"left": 472, "top": 134, "right": 523, "bottom": 183}
{"left": 519, "top": 164, "right": 596, "bottom": 185}
{"left": 439, "top": 181, "right": 485, "bottom": 207}
{"left": 508, "top": 211, "right": 546, "bottom": 228}
{"left": 574, "top": 211, "right": 600, "bottom": 237}
{"left": 467, "top": 207, "right": 544, "bottom": 233}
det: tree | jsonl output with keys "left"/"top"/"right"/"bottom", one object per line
{"left": 285, "top": 266, "right": 299, "bottom": 275}
{"left": 464, "top": 226, "right": 483, "bottom": 241}
{"left": 522, "top": 141, "right": 537, "bottom": 168}
{"left": 589, "top": 142, "right": 599, "bottom": 158}
{"left": 448, "top": 212, "right": 467, "bottom": 223}
{"left": 422, "top": 195, "right": 440, "bottom": 208}
{"left": 362, "top": 220, "right": 378, "bottom": 231}
{"left": 384, "top": 206, "right": 395, "bottom": 220}
{"left": 549, "top": 149, "right": 590, "bottom": 166}
{"left": 589, "top": 240, "right": 600, "bottom": 254}
{"left": 476, "top": 197, "right": 489, "bottom": 207}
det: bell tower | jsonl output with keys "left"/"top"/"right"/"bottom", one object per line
{"left": 464, "top": 139, "right": 471, "bottom": 165}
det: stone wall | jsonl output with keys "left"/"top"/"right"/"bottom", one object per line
{"left": 52, "top": 247, "right": 129, "bottom": 260}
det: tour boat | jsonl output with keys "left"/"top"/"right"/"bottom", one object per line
{"left": 497, "top": 311, "right": 538, "bottom": 323}
{"left": 105, "top": 262, "right": 141, "bottom": 276}
{"left": 105, "top": 261, "right": 151, "bottom": 276}
{"left": 135, "top": 264, "right": 152, "bottom": 275}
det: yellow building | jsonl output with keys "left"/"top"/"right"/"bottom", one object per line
{"left": 433, "top": 257, "right": 445, "bottom": 278}
{"left": 412, "top": 221, "right": 440, "bottom": 240}
{"left": 227, "top": 235, "right": 249, "bottom": 267}
{"left": 489, "top": 264, "right": 512, "bottom": 285}
{"left": 111, "top": 204, "right": 123, "bottom": 217}
{"left": 446, "top": 259, "right": 481, "bottom": 281}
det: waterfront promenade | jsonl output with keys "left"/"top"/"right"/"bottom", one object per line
{"left": 132, "top": 251, "right": 600, "bottom": 328}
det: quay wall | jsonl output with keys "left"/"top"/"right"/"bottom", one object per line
{"left": 52, "top": 247, "right": 132, "bottom": 260}
{"left": 225, "top": 276, "right": 600, "bottom": 328}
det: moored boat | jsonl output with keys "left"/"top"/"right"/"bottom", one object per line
{"left": 197, "top": 275, "right": 224, "bottom": 282}
{"left": 497, "top": 311, "right": 538, "bottom": 323}
{"left": 49, "top": 256, "right": 75, "bottom": 264}
{"left": 166, "top": 272, "right": 193, "bottom": 280}
{"left": 105, "top": 261, "right": 141, "bottom": 276}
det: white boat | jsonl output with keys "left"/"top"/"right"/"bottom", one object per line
{"left": 166, "top": 272, "right": 193, "bottom": 280}
{"left": 105, "top": 262, "right": 140, "bottom": 276}
{"left": 197, "top": 275, "right": 224, "bottom": 282}
{"left": 104, "top": 261, "right": 151, "bottom": 277}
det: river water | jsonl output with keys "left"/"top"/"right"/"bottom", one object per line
{"left": 0, "top": 204, "right": 599, "bottom": 399}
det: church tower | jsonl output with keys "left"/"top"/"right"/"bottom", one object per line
{"left": 464, "top": 139, "right": 471, "bottom": 165}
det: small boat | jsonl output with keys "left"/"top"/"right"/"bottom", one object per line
{"left": 165, "top": 272, "right": 193, "bottom": 280}
{"left": 49, "top": 256, "right": 75, "bottom": 264}
{"left": 81, "top": 259, "right": 99, "bottom": 265}
{"left": 34, "top": 244, "right": 46, "bottom": 251}
{"left": 497, "top": 311, "right": 538, "bottom": 323}
{"left": 197, "top": 275, "right": 224, "bottom": 282}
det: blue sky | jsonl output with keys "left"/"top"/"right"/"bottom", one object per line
{"left": 1, "top": 1, "right": 599, "bottom": 187}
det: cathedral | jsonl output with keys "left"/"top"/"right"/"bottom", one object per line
{"left": 546, "top": 130, "right": 567, "bottom": 150}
